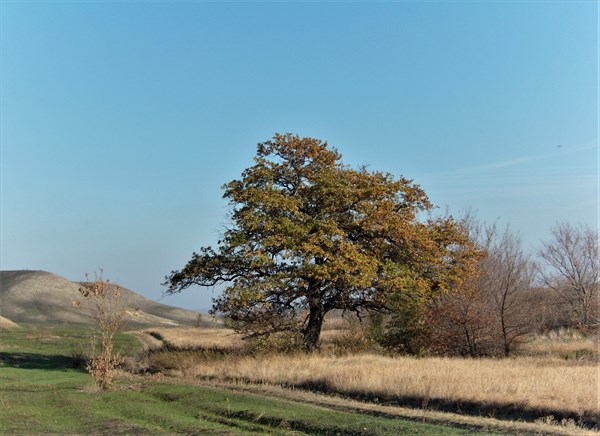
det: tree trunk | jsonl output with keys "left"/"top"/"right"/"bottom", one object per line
{"left": 304, "top": 299, "right": 325, "bottom": 352}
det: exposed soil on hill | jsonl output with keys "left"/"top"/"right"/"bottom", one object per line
{"left": 0, "top": 315, "right": 20, "bottom": 329}
{"left": 0, "top": 270, "right": 201, "bottom": 327}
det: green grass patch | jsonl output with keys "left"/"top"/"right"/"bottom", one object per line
{"left": 0, "top": 370, "right": 477, "bottom": 435}
{"left": 1, "top": 326, "right": 143, "bottom": 357}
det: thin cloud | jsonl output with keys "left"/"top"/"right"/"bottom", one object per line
{"left": 429, "top": 139, "right": 597, "bottom": 178}
{"left": 461, "top": 155, "right": 546, "bottom": 173}
{"left": 430, "top": 154, "right": 549, "bottom": 178}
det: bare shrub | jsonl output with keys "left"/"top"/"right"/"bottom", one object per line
{"left": 74, "top": 271, "right": 127, "bottom": 389}
{"left": 424, "top": 284, "right": 501, "bottom": 357}
{"left": 538, "top": 222, "right": 599, "bottom": 328}
{"left": 379, "top": 220, "right": 535, "bottom": 357}
{"left": 478, "top": 224, "right": 535, "bottom": 356}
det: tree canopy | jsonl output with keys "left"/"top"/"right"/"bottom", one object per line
{"left": 165, "top": 133, "right": 480, "bottom": 351}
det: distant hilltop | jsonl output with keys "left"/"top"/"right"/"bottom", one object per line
{"left": 0, "top": 270, "right": 201, "bottom": 328}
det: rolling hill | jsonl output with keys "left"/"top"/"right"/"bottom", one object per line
{"left": 0, "top": 270, "right": 200, "bottom": 328}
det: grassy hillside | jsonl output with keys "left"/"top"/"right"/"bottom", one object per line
{"left": 0, "top": 270, "right": 201, "bottom": 327}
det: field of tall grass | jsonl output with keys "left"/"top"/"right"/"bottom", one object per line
{"left": 137, "top": 326, "right": 599, "bottom": 427}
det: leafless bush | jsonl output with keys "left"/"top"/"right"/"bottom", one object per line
{"left": 538, "top": 222, "right": 599, "bottom": 329}
{"left": 424, "top": 285, "right": 502, "bottom": 357}
{"left": 479, "top": 224, "right": 535, "bottom": 356}
{"left": 74, "top": 271, "right": 127, "bottom": 389}
{"left": 396, "top": 220, "right": 536, "bottom": 357}
{"left": 527, "top": 287, "right": 573, "bottom": 332}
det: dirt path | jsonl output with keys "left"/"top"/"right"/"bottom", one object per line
{"left": 161, "top": 378, "right": 596, "bottom": 436}
{"left": 125, "top": 330, "right": 164, "bottom": 350}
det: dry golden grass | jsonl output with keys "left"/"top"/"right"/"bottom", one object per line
{"left": 135, "top": 327, "right": 599, "bottom": 420}
{"left": 186, "top": 353, "right": 598, "bottom": 415}
{"left": 524, "top": 329, "right": 599, "bottom": 360}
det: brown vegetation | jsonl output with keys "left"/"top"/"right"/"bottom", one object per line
{"left": 132, "top": 326, "right": 599, "bottom": 426}
{"left": 75, "top": 272, "right": 127, "bottom": 389}
{"left": 400, "top": 221, "right": 537, "bottom": 357}
{"left": 538, "top": 222, "right": 599, "bottom": 328}
{"left": 523, "top": 328, "right": 599, "bottom": 360}
{"left": 187, "top": 353, "right": 598, "bottom": 416}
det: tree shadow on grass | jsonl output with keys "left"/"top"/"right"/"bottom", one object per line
{"left": 0, "top": 351, "right": 86, "bottom": 371}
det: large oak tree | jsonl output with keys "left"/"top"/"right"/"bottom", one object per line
{"left": 165, "top": 134, "right": 479, "bottom": 351}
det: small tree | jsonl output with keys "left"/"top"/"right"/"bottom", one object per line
{"left": 479, "top": 224, "right": 535, "bottom": 356}
{"left": 538, "top": 223, "right": 599, "bottom": 328}
{"left": 75, "top": 271, "right": 127, "bottom": 389}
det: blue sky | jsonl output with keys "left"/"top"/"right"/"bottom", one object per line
{"left": 1, "top": 1, "right": 597, "bottom": 311}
